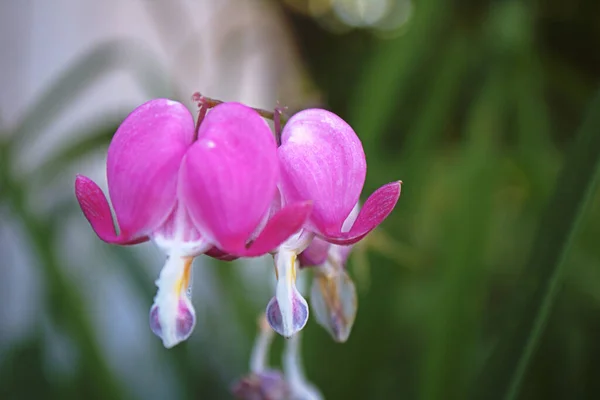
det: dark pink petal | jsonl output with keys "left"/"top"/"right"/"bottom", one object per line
{"left": 324, "top": 181, "right": 402, "bottom": 245}
{"left": 278, "top": 109, "right": 366, "bottom": 236}
{"left": 205, "top": 247, "right": 239, "bottom": 262}
{"left": 107, "top": 99, "right": 195, "bottom": 239}
{"left": 248, "top": 187, "right": 283, "bottom": 243}
{"left": 181, "top": 102, "right": 279, "bottom": 252}
{"left": 233, "top": 201, "right": 313, "bottom": 257}
{"left": 75, "top": 175, "right": 148, "bottom": 244}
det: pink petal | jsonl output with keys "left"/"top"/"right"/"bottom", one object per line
{"left": 278, "top": 109, "right": 366, "bottom": 237}
{"left": 107, "top": 99, "right": 195, "bottom": 239}
{"left": 324, "top": 181, "right": 402, "bottom": 245}
{"left": 205, "top": 247, "right": 239, "bottom": 262}
{"left": 180, "top": 102, "right": 279, "bottom": 252}
{"left": 298, "top": 237, "right": 330, "bottom": 267}
{"left": 74, "top": 175, "right": 147, "bottom": 244}
{"left": 336, "top": 243, "right": 354, "bottom": 266}
{"left": 235, "top": 201, "right": 313, "bottom": 257}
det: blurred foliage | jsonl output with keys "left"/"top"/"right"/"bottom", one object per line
{"left": 1, "top": 0, "right": 600, "bottom": 399}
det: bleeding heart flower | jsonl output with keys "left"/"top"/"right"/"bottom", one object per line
{"left": 266, "top": 109, "right": 401, "bottom": 338}
{"left": 75, "top": 99, "right": 311, "bottom": 348}
{"left": 299, "top": 204, "right": 359, "bottom": 343}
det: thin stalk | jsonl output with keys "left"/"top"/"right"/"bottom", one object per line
{"left": 192, "top": 92, "right": 289, "bottom": 125}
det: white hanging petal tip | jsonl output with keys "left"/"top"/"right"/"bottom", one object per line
{"left": 267, "top": 251, "right": 309, "bottom": 338}
{"left": 266, "top": 292, "right": 309, "bottom": 338}
{"left": 149, "top": 256, "right": 197, "bottom": 348}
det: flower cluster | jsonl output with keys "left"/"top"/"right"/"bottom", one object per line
{"left": 75, "top": 95, "right": 401, "bottom": 349}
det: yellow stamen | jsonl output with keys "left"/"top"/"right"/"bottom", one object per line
{"left": 289, "top": 254, "right": 297, "bottom": 284}
{"left": 174, "top": 257, "right": 193, "bottom": 295}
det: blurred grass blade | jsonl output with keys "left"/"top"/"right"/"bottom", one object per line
{"left": 475, "top": 88, "right": 600, "bottom": 400}
{"left": 10, "top": 39, "right": 171, "bottom": 152}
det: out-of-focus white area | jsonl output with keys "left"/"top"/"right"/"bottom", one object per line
{"left": 0, "top": 0, "right": 309, "bottom": 398}
{"left": 282, "top": 0, "right": 413, "bottom": 34}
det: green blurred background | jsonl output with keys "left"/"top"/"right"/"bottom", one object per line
{"left": 1, "top": 0, "right": 600, "bottom": 399}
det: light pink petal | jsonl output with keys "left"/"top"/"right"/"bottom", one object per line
{"left": 337, "top": 244, "right": 354, "bottom": 266}
{"left": 180, "top": 102, "right": 278, "bottom": 252}
{"left": 323, "top": 181, "right": 402, "bottom": 245}
{"left": 107, "top": 99, "right": 195, "bottom": 239}
{"left": 75, "top": 175, "right": 147, "bottom": 244}
{"left": 234, "top": 201, "right": 313, "bottom": 257}
{"left": 298, "top": 237, "right": 330, "bottom": 267}
{"left": 278, "top": 109, "right": 366, "bottom": 236}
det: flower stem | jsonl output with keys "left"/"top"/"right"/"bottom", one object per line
{"left": 191, "top": 92, "right": 289, "bottom": 134}
{"left": 193, "top": 104, "right": 207, "bottom": 141}
{"left": 249, "top": 314, "right": 274, "bottom": 373}
{"left": 283, "top": 331, "right": 323, "bottom": 400}
{"left": 273, "top": 106, "right": 287, "bottom": 146}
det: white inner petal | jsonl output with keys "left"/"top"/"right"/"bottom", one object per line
{"left": 153, "top": 203, "right": 211, "bottom": 257}
{"left": 149, "top": 205, "right": 212, "bottom": 348}
{"left": 151, "top": 255, "right": 195, "bottom": 348}
{"left": 275, "top": 250, "right": 297, "bottom": 336}
{"left": 278, "top": 230, "right": 315, "bottom": 255}
{"left": 267, "top": 250, "right": 309, "bottom": 338}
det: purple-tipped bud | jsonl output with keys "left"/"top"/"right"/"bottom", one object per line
{"left": 231, "top": 370, "right": 291, "bottom": 400}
